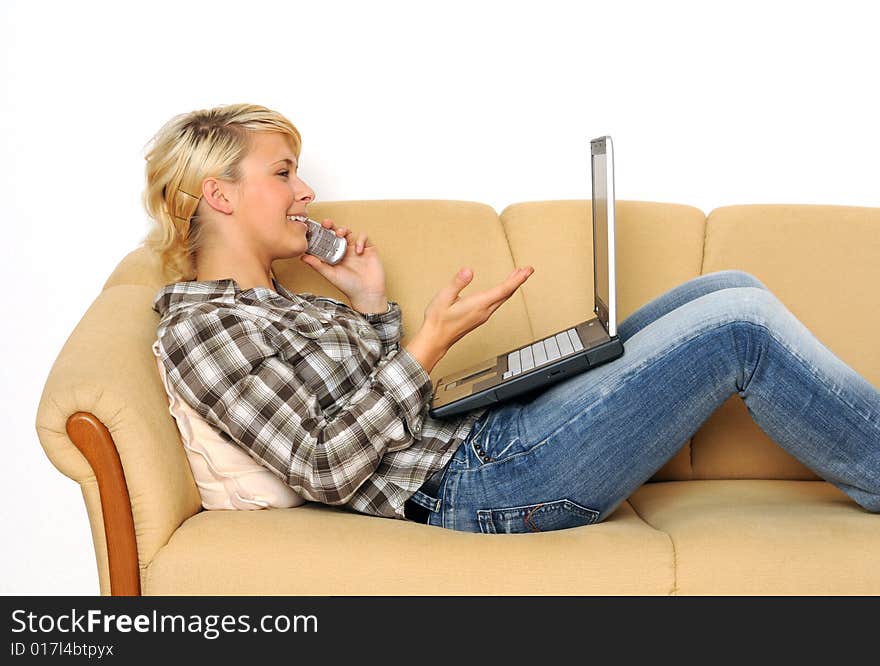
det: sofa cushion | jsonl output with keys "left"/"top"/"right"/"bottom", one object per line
{"left": 144, "top": 500, "right": 676, "bottom": 595}
{"left": 151, "top": 340, "right": 306, "bottom": 511}
{"left": 270, "top": 200, "right": 534, "bottom": 384}
{"left": 697, "top": 204, "right": 880, "bottom": 480}
{"left": 628, "top": 479, "right": 880, "bottom": 594}
{"left": 500, "top": 200, "right": 707, "bottom": 339}
{"left": 500, "top": 200, "right": 708, "bottom": 482}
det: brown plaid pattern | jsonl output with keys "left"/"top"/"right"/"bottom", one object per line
{"left": 152, "top": 278, "right": 486, "bottom": 520}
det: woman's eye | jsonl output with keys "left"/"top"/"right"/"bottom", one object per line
{"left": 278, "top": 170, "right": 289, "bottom": 177}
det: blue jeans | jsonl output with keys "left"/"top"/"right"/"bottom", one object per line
{"left": 410, "top": 270, "right": 880, "bottom": 533}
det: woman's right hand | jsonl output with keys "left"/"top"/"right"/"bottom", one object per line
{"left": 411, "top": 265, "right": 535, "bottom": 369}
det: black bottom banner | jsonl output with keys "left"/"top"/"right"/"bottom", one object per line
{"left": 0, "top": 595, "right": 872, "bottom": 659}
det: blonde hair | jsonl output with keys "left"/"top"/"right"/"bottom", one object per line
{"left": 141, "top": 103, "right": 302, "bottom": 282}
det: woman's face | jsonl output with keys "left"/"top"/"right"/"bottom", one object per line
{"left": 228, "top": 131, "right": 315, "bottom": 262}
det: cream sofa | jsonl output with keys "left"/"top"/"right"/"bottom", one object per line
{"left": 36, "top": 200, "right": 880, "bottom": 595}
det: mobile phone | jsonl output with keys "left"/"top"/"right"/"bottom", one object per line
{"left": 303, "top": 217, "right": 347, "bottom": 265}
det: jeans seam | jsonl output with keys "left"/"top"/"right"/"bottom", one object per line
{"left": 438, "top": 469, "right": 458, "bottom": 530}
{"left": 731, "top": 313, "right": 744, "bottom": 392}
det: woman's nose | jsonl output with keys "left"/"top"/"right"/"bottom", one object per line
{"left": 294, "top": 178, "right": 315, "bottom": 203}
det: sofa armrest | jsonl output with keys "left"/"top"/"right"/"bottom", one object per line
{"left": 36, "top": 284, "right": 202, "bottom": 595}
{"left": 66, "top": 412, "right": 140, "bottom": 595}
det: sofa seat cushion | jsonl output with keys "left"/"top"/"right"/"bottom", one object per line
{"left": 144, "top": 500, "right": 675, "bottom": 595}
{"left": 628, "top": 480, "right": 880, "bottom": 595}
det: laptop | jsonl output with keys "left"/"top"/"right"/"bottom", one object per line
{"left": 428, "top": 135, "right": 625, "bottom": 419}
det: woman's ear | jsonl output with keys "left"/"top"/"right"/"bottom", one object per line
{"left": 201, "top": 177, "right": 235, "bottom": 215}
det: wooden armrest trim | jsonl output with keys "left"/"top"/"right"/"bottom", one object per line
{"left": 66, "top": 412, "right": 141, "bottom": 596}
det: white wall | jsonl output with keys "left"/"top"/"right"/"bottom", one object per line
{"left": 2, "top": 0, "right": 877, "bottom": 595}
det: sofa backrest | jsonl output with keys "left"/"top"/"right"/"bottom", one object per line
{"left": 502, "top": 201, "right": 880, "bottom": 483}
{"left": 693, "top": 204, "right": 880, "bottom": 480}
{"left": 272, "top": 200, "right": 537, "bottom": 383}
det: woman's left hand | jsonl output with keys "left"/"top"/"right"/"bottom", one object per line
{"left": 299, "top": 218, "right": 387, "bottom": 306}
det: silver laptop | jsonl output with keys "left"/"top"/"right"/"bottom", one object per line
{"left": 428, "top": 135, "right": 624, "bottom": 419}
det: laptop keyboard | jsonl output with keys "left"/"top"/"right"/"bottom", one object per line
{"left": 502, "top": 327, "right": 584, "bottom": 380}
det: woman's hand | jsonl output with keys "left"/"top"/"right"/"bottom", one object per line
{"left": 299, "top": 218, "right": 387, "bottom": 308}
{"left": 414, "top": 265, "right": 535, "bottom": 361}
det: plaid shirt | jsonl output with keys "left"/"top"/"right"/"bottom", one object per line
{"left": 152, "top": 278, "right": 487, "bottom": 520}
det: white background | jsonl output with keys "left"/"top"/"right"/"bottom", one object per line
{"left": 2, "top": 0, "right": 878, "bottom": 595}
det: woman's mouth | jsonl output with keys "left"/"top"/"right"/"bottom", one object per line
{"left": 287, "top": 214, "right": 309, "bottom": 229}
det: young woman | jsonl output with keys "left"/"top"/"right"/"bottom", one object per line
{"left": 145, "top": 103, "right": 880, "bottom": 534}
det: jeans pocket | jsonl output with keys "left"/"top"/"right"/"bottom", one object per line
{"left": 469, "top": 403, "right": 533, "bottom": 466}
{"left": 476, "top": 498, "right": 600, "bottom": 534}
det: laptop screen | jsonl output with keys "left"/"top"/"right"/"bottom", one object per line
{"left": 590, "top": 136, "right": 616, "bottom": 337}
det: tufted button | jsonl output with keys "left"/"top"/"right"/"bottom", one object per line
{"left": 482, "top": 455, "right": 490, "bottom": 462}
